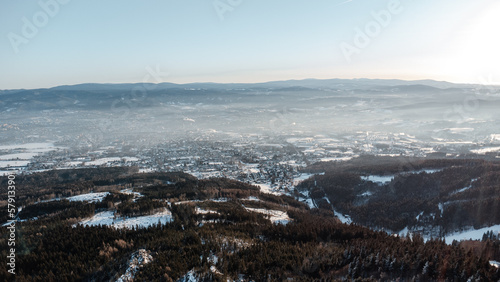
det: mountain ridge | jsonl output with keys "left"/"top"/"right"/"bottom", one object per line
{"left": 0, "top": 78, "right": 485, "bottom": 92}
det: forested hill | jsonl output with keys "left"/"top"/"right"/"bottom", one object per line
{"left": 299, "top": 157, "right": 500, "bottom": 237}
{"left": 0, "top": 167, "right": 499, "bottom": 281}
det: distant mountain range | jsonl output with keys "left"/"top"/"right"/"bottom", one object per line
{"left": 1, "top": 78, "right": 498, "bottom": 120}
{"left": 0, "top": 78, "right": 484, "bottom": 93}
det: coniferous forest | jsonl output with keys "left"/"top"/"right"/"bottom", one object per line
{"left": 0, "top": 160, "right": 499, "bottom": 281}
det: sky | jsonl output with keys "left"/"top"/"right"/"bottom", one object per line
{"left": 1, "top": 0, "right": 499, "bottom": 89}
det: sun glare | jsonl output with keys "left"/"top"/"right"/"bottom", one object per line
{"left": 442, "top": 3, "right": 500, "bottom": 84}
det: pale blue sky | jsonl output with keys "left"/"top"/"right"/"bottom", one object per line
{"left": 1, "top": 0, "right": 499, "bottom": 89}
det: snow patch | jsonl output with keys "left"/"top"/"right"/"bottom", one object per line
{"left": 0, "top": 153, "right": 40, "bottom": 160}
{"left": 210, "top": 265, "right": 222, "bottom": 275}
{"left": 0, "top": 170, "right": 21, "bottom": 176}
{"left": 322, "top": 196, "right": 352, "bottom": 224}
{"left": 38, "top": 192, "right": 110, "bottom": 204}
{"left": 451, "top": 186, "right": 473, "bottom": 195}
{"left": 320, "top": 156, "right": 354, "bottom": 162}
{"left": 120, "top": 189, "right": 143, "bottom": 202}
{"left": 256, "top": 183, "right": 281, "bottom": 196}
{"left": 446, "top": 128, "right": 474, "bottom": 133}
{"left": 195, "top": 207, "right": 219, "bottom": 215}
{"left": 471, "top": 146, "right": 500, "bottom": 154}
{"left": 444, "top": 224, "right": 500, "bottom": 244}
{"left": 117, "top": 249, "right": 153, "bottom": 282}
{"left": 0, "top": 143, "right": 61, "bottom": 169}
{"left": 0, "top": 143, "right": 56, "bottom": 151}
{"left": 86, "top": 157, "right": 138, "bottom": 166}
{"left": 362, "top": 169, "right": 443, "bottom": 184}
{"left": 67, "top": 192, "right": 110, "bottom": 203}
{"left": 304, "top": 198, "right": 315, "bottom": 209}
{"left": 359, "top": 191, "right": 373, "bottom": 197}
{"left": 211, "top": 198, "right": 229, "bottom": 203}
{"left": 362, "top": 175, "right": 394, "bottom": 184}
{"left": 0, "top": 160, "right": 31, "bottom": 168}
{"left": 78, "top": 208, "right": 172, "bottom": 229}
{"left": 334, "top": 210, "right": 352, "bottom": 224}
{"left": 178, "top": 269, "right": 198, "bottom": 282}
{"left": 297, "top": 190, "right": 316, "bottom": 209}
{"left": 398, "top": 226, "right": 409, "bottom": 237}
{"left": 244, "top": 207, "right": 290, "bottom": 225}
{"left": 450, "top": 178, "right": 478, "bottom": 195}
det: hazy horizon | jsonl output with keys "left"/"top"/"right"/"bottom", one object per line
{"left": 2, "top": 2, "right": 500, "bottom": 280}
{"left": 2, "top": 77, "right": 499, "bottom": 92}
{"left": 2, "top": 0, "right": 500, "bottom": 89}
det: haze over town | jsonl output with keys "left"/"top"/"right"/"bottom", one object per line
{"left": 2, "top": 1, "right": 500, "bottom": 281}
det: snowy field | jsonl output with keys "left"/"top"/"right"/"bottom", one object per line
{"left": 85, "top": 157, "right": 139, "bottom": 166}
{"left": 120, "top": 189, "right": 143, "bottom": 201}
{"left": 117, "top": 249, "right": 153, "bottom": 282}
{"left": 0, "top": 142, "right": 61, "bottom": 171}
{"left": 396, "top": 224, "right": 500, "bottom": 244}
{"left": 0, "top": 160, "right": 30, "bottom": 169}
{"left": 195, "top": 207, "right": 220, "bottom": 215}
{"left": 178, "top": 270, "right": 198, "bottom": 282}
{"left": 244, "top": 207, "right": 290, "bottom": 225}
{"left": 0, "top": 142, "right": 58, "bottom": 152}
{"left": 470, "top": 146, "right": 500, "bottom": 154}
{"left": 40, "top": 192, "right": 110, "bottom": 204}
{"left": 255, "top": 183, "right": 282, "bottom": 196}
{"left": 297, "top": 190, "right": 316, "bottom": 209}
{"left": 361, "top": 175, "right": 394, "bottom": 184}
{"left": 66, "top": 192, "right": 110, "bottom": 203}
{"left": 362, "top": 169, "right": 443, "bottom": 184}
{"left": 77, "top": 208, "right": 173, "bottom": 229}
{"left": 334, "top": 210, "right": 353, "bottom": 224}
{"left": 0, "top": 170, "right": 20, "bottom": 176}
{"left": 443, "top": 224, "right": 500, "bottom": 244}
{"left": 320, "top": 156, "right": 355, "bottom": 162}
{"left": 292, "top": 172, "right": 324, "bottom": 186}
{"left": 0, "top": 152, "right": 41, "bottom": 160}
{"left": 245, "top": 196, "right": 260, "bottom": 201}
